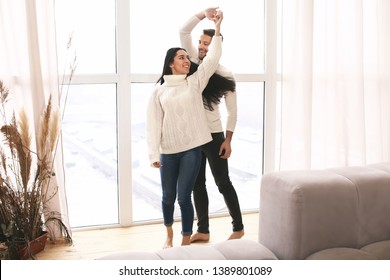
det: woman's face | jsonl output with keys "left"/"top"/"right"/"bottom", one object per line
{"left": 169, "top": 50, "right": 191, "bottom": 75}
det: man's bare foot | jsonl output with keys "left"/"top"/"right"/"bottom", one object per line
{"left": 228, "top": 229, "right": 244, "bottom": 240}
{"left": 181, "top": 235, "right": 191, "bottom": 246}
{"left": 163, "top": 226, "right": 173, "bottom": 249}
{"left": 190, "top": 232, "right": 210, "bottom": 243}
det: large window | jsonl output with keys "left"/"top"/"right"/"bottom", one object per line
{"left": 55, "top": 0, "right": 276, "bottom": 228}
{"left": 61, "top": 84, "right": 118, "bottom": 227}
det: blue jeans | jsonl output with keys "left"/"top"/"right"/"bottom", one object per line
{"left": 160, "top": 147, "right": 201, "bottom": 236}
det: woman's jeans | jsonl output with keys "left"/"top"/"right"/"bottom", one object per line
{"left": 160, "top": 147, "right": 201, "bottom": 236}
{"left": 193, "top": 132, "right": 244, "bottom": 233}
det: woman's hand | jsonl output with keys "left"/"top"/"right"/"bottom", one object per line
{"left": 214, "top": 10, "right": 223, "bottom": 36}
{"left": 152, "top": 162, "right": 162, "bottom": 168}
{"left": 215, "top": 10, "right": 223, "bottom": 22}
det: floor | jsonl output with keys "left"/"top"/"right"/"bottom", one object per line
{"left": 36, "top": 212, "right": 259, "bottom": 260}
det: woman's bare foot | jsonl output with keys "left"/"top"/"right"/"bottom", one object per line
{"left": 228, "top": 229, "right": 245, "bottom": 240}
{"left": 163, "top": 237, "right": 173, "bottom": 249}
{"left": 163, "top": 226, "right": 173, "bottom": 249}
{"left": 181, "top": 235, "right": 191, "bottom": 246}
{"left": 190, "top": 232, "right": 210, "bottom": 243}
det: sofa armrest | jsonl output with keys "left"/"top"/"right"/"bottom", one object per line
{"left": 259, "top": 170, "right": 359, "bottom": 260}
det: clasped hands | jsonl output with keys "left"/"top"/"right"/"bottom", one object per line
{"left": 204, "top": 7, "right": 223, "bottom": 23}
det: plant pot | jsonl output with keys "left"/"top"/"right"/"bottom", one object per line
{"left": 0, "top": 242, "right": 9, "bottom": 260}
{"left": 18, "top": 231, "right": 49, "bottom": 260}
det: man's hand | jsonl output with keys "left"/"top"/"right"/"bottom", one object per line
{"left": 219, "top": 140, "right": 232, "bottom": 159}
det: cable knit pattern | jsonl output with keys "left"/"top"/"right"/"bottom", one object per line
{"left": 147, "top": 36, "right": 222, "bottom": 164}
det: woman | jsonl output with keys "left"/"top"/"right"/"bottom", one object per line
{"left": 147, "top": 10, "right": 223, "bottom": 248}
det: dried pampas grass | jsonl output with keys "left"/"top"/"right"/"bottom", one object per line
{"left": 0, "top": 81, "right": 72, "bottom": 259}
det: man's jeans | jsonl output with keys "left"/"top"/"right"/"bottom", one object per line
{"left": 194, "top": 132, "right": 244, "bottom": 233}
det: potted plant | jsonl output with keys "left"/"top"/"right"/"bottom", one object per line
{"left": 0, "top": 80, "right": 72, "bottom": 259}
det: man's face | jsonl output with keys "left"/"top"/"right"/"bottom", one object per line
{"left": 198, "top": 34, "right": 213, "bottom": 60}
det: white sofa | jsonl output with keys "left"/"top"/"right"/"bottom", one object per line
{"left": 99, "top": 162, "right": 390, "bottom": 260}
{"left": 259, "top": 162, "right": 390, "bottom": 260}
{"left": 98, "top": 239, "right": 277, "bottom": 260}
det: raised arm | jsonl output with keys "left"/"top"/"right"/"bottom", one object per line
{"left": 212, "top": 10, "right": 223, "bottom": 36}
{"left": 189, "top": 11, "right": 224, "bottom": 92}
{"left": 179, "top": 7, "right": 219, "bottom": 61}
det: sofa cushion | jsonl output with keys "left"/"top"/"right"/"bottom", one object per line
{"left": 306, "top": 247, "right": 378, "bottom": 260}
{"left": 360, "top": 240, "right": 390, "bottom": 260}
{"left": 97, "top": 251, "right": 162, "bottom": 260}
{"left": 329, "top": 166, "right": 390, "bottom": 247}
{"left": 156, "top": 245, "right": 227, "bottom": 260}
{"left": 213, "top": 239, "right": 278, "bottom": 260}
{"left": 369, "top": 162, "right": 390, "bottom": 174}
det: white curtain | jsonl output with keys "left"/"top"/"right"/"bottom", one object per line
{"left": 0, "top": 0, "right": 70, "bottom": 236}
{"left": 279, "top": 0, "right": 390, "bottom": 170}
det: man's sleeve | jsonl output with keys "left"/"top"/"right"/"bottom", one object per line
{"left": 225, "top": 90, "right": 238, "bottom": 132}
{"left": 217, "top": 65, "right": 238, "bottom": 132}
{"left": 179, "top": 15, "right": 201, "bottom": 60}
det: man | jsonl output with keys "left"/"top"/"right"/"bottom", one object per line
{"left": 179, "top": 7, "right": 244, "bottom": 242}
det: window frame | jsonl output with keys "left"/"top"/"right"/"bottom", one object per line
{"left": 64, "top": 0, "right": 279, "bottom": 228}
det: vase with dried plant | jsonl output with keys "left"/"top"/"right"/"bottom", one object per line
{"left": 0, "top": 80, "right": 72, "bottom": 259}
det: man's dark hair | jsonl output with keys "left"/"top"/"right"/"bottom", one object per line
{"left": 203, "top": 29, "right": 223, "bottom": 41}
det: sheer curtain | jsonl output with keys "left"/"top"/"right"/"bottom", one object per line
{"left": 0, "top": 0, "right": 70, "bottom": 236}
{"left": 279, "top": 0, "right": 390, "bottom": 170}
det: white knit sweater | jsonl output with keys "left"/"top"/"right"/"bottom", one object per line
{"left": 180, "top": 15, "right": 238, "bottom": 133}
{"left": 147, "top": 36, "right": 222, "bottom": 164}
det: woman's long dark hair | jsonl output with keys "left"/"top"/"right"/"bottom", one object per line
{"left": 189, "top": 62, "right": 236, "bottom": 111}
{"left": 157, "top": 47, "right": 186, "bottom": 85}
{"left": 157, "top": 47, "right": 236, "bottom": 111}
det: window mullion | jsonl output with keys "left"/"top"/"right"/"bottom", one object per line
{"left": 263, "top": 0, "right": 278, "bottom": 173}
{"left": 116, "top": 0, "right": 132, "bottom": 226}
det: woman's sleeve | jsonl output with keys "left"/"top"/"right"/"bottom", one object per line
{"left": 191, "top": 36, "right": 222, "bottom": 92}
{"left": 146, "top": 89, "right": 163, "bottom": 165}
